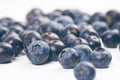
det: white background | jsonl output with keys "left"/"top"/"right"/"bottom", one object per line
{"left": 0, "top": 0, "right": 120, "bottom": 80}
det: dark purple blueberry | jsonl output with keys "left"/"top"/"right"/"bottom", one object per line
{"left": 48, "top": 40, "right": 65, "bottom": 61}
{"left": 90, "top": 12, "right": 107, "bottom": 23}
{"left": 58, "top": 48, "right": 79, "bottom": 69}
{"left": 0, "top": 42, "right": 14, "bottom": 63}
{"left": 3, "top": 35, "right": 23, "bottom": 57}
{"left": 73, "top": 44, "right": 92, "bottom": 61}
{"left": 71, "top": 38, "right": 88, "bottom": 47}
{"left": 47, "top": 10, "right": 62, "bottom": 20}
{"left": 81, "top": 13, "right": 91, "bottom": 23}
{"left": 62, "top": 34, "right": 77, "bottom": 47}
{"left": 27, "top": 19, "right": 41, "bottom": 31}
{"left": 37, "top": 21, "right": 64, "bottom": 37}
{"left": 62, "top": 9, "right": 83, "bottom": 24}
{"left": 80, "top": 27, "right": 99, "bottom": 39}
{"left": 74, "top": 61, "right": 96, "bottom": 80}
{"left": 26, "top": 40, "right": 50, "bottom": 65}
{"left": 2, "top": 31, "right": 19, "bottom": 39}
{"left": 102, "top": 29, "right": 120, "bottom": 48}
{"left": 63, "top": 24, "right": 80, "bottom": 37}
{"left": 26, "top": 8, "right": 43, "bottom": 23}
{"left": 85, "top": 36, "right": 101, "bottom": 50}
{"left": 13, "top": 22, "right": 27, "bottom": 29}
{"left": 10, "top": 23, "right": 24, "bottom": 34}
{"left": 23, "top": 30, "right": 42, "bottom": 49}
{"left": 111, "top": 22, "right": 120, "bottom": 32}
{"left": 19, "top": 30, "right": 31, "bottom": 41}
{"left": 27, "top": 16, "right": 50, "bottom": 31}
{"left": 62, "top": 9, "right": 82, "bottom": 20}
{"left": 0, "top": 18, "right": 14, "bottom": 27}
{"left": 28, "top": 16, "right": 50, "bottom": 26}
{"left": 90, "top": 48, "right": 112, "bottom": 68}
{"left": 75, "top": 13, "right": 90, "bottom": 25}
{"left": 42, "top": 32, "right": 60, "bottom": 43}
{"left": 55, "top": 15, "right": 74, "bottom": 26}
{"left": 78, "top": 22, "right": 89, "bottom": 32}
{"left": 106, "top": 10, "right": 120, "bottom": 26}
{"left": 92, "top": 21, "right": 108, "bottom": 37}
{"left": 0, "top": 26, "right": 9, "bottom": 41}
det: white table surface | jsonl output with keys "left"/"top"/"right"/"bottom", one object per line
{"left": 0, "top": 0, "right": 120, "bottom": 80}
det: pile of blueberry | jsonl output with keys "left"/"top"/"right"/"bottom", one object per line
{"left": 0, "top": 8, "right": 120, "bottom": 80}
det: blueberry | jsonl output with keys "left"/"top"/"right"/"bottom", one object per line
{"left": 90, "top": 12, "right": 107, "bottom": 23}
{"left": 58, "top": 48, "right": 79, "bottom": 69}
{"left": 0, "top": 18, "right": 14, "bottom": 27}
{"left": 62, "top": 34, "right": 77, "bottom": 47}
{"left": 55, "top": 15, "right": 74, "bottom": 26}
{"left": 102, "top": 29, "right": 120, "bottom": 48}
{"left": 63, "top": 9, "right": 91, "bottom": 24}
{"left": 63, "top": 24, "right": 80, "bottom": 37}
{"left": 85, "top": 36, "right": 101, "bottom": 50}
{"left": 90, "top": 47, "right": 112, "bottom": 68}
{"left": 80, "top": 27, "right": 99, "bottom": 39}
{"left": 28, "top": 16, "right": 50, "bottom": 27}
{"left": 47, "top": 10, "right": 62, "bottom": 20}
{"left": 26, "top": 8, "right": 43, "bottom": 23}
{"left": 0, "top": 26, "right": 9, "bottom": 41}
{"left": 27, "top": 16, "right": 50, "bottom": 31}
{"left": 19, "top": 30, "right": 31, "bottom": 41}
{"left": 106, "top": 10, "right": 120, "bottom": 26}
{"left": 48, "top": 40, "right": 65, "bottom": 61}
{"left": 111, "top": 22, "right": 120, "bottom": 31}
{"left": 23, "top": 30, "right": 42, "bottom": 49}
{"left": 92, "top": 21, "right": 108, "bottom": 37}
{"left": 42, "top": 32, "right": 60, "bottom": 43}
{"left": 27, "top": 19, "right": 41, "bottom": 31}
{"left": 62, "top": 9, "right": 82, "bottom": 20}
{"left": 62, "top": 9, "right": 83, "bottom": 24}
{"left": 78, "top": 22, "right": 89, "bottom": 32}
{"left": 2, "top": 31, "right": 19, "bottom": 39}
{"left": 77, "top": 13, "right": 90, "bottom": 24}
{"left": 71, "top": 38, "right": 88, "bottom": 47}
{"left": 13, "top": 22, "right": 27, "bottom": 29}
{"left": 73, "top": 44, "right": 92, "bottom": 61}
{"left": 74, "top": 61, "right": 96, "bottom": 80}
{"left": 3, "top": 35, "right": 23, "bottom": 57}
{"left": 76, "top": 13, "right": 90, "bottom": 24}
{"left": 26, "top": 40, "right": 50, "bottom": 65}
{"left": 0, "top": 42, "right": 14, "bottom": 63}
{"left": 10, "top": 23, "right": 24, "bottom": 34}
{"left": 37, "top": 21, "right": 64, "bottom": 37}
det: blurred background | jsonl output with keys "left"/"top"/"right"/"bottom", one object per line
{"left": 0, "top": 0, "right": 120, "bottom": 21}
